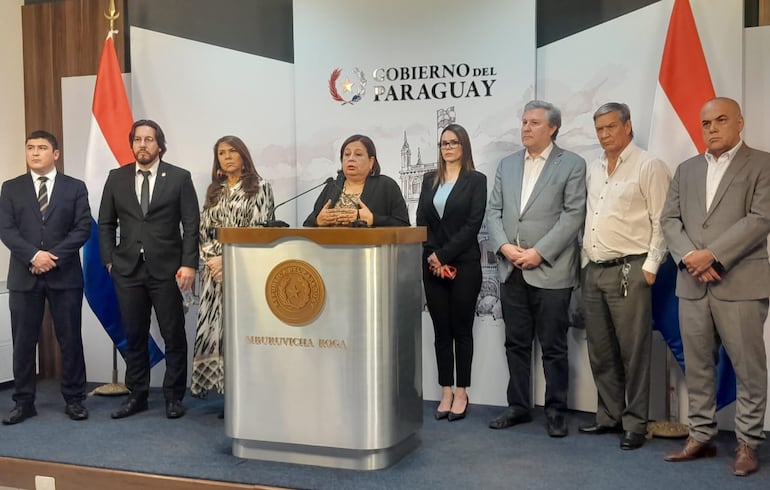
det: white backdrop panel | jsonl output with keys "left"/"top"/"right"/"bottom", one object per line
{"left": 294, "top": 0, "right": 536, "bottom": 407}
{"left": 129, "top": 26, "right": 296, "bottom": 212}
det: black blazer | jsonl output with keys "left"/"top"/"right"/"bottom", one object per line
{"left": 0, "top": 172, "right": 91, "bottom": 291}
{"left": 416, "top": 169, "right": 487, "bottom": 264}
{"left": 98, "top": 161, "right": 200, "bottom": 279}
{"left": 303, "top": 173, "right": 410, "bottom": 227}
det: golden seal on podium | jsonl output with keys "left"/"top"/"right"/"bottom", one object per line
{"left": 265, "top": 260, "right": 326, "bottom": 326}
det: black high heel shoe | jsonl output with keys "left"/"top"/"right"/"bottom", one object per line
{"left": 448, "top": 395, "right": 468, "bottom": 422}
{"left": 435, "top": 395, "right": 453, "bottom": 420}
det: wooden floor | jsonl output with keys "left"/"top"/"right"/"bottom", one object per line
{"left": 0, "top": 458, "right": 287, "bottom": 490}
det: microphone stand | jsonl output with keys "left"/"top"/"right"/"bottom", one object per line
{"left": 262, "top": 176, "right": 334, "bottom": 227}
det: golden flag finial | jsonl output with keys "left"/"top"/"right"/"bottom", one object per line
{"left": 105, "top": 0, "right": 120, "bottom": 38}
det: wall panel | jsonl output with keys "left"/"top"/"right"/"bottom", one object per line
{"left": 22, "top": 0, "right": 127, "bottom": 170}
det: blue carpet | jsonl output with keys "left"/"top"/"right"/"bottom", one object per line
{"left": 0, "top": 380, "right": 767, "bottom": 489}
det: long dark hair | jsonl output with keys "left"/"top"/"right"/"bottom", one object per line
{"left": 203, "top": 135, "right": 263, "bottom": 209}
{"left": 434, "top": 123, "right": 475, "bottom": 188}
{"left": 339, "top": 134, "right": 381, "bottom": 176}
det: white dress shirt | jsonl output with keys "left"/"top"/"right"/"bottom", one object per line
{"left": 29, "top": 167, "right": 58, "bottom": 263}
{"left": 583, "top": 142, "right": 671, "bottom": 274}
{"left": 521, "top": 142, "right": 553, "bottom": 209}
{"left": 31, "top": 167, "right": 57, "bottom": 201}
{"left": 134, "top": 158, "right": 160, "bottom": 204}
{"left": 705, "top": 140, "right": 742, "bottom": 211}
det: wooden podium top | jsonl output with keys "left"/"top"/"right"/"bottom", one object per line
{"left": 218, "top": 226, "right": 426, "bottom": 246}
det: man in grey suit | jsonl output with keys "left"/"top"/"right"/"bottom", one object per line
{"left": 661, "top": 97, "right": 770, "bottom": 477}
{"left": 487, "top": 100, "right": 586, "bottom": 437}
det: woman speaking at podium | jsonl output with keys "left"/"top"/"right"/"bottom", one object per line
{"left": 417, "top": 124, "right": 486, "bottom": 422}
{"left": 303, "top": 134, "right": 409, "bottom": 227}
{"left": 191, "top": 135, "right": 275, "bottom": 400}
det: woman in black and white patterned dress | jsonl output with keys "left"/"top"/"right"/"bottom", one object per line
{"left": 190, "top": 135, "right": 274, "bottom": 398}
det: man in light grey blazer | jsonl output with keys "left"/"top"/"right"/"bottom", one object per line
{"left": 661, "top": 97, "right": 770, "bottom": 477}
{"left": 486, "top": 100, "right": 586, "bottom": 437}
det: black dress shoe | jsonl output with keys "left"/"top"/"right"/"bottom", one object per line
{"left": 579, "top": 422, "right": 623, "bottom": 435}
{"left": 166, "top": 400, "right": 186, "bottom": 419}
{"left": 620, "top": 431, "right": 646, "bottom": 450}
{"left": 111, "top": 398, "right": 148, "bottom": 419}
{"left": 546, "top": 414, "right": 568, "bottom": 437}
{"left": 65, "top": 401, "right": 89, "bottom": 421}
{"left": 435, "top": 394, "right": 453, "bottom": 420}
{"left": 2, "top": 405, "right": 37, "bottom": 425}
{"left": 489, "top": 408, "right": 532, "bottom": 429}
{"left": 448, "top": 395, "right": 468, "bottom": 422}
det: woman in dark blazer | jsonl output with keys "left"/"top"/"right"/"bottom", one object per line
{"left": 417, "top": 123, "right": 486, "bottom": 421}
{"left": 303, "top": 134, "right": 409, "bottom": 227}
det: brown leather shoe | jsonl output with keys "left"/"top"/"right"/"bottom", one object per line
{"left": 664, "top": 436, "right": 717, "bottom": 462}
{"left": 733, "top": 441, "right": 758, "bottom": 476}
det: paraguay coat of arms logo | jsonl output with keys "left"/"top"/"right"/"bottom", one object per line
{"left": 329, "top": 67, "right": 367, "bottom": 105}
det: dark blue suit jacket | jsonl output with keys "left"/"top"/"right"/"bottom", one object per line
{"left": 0, "top": 172, "right": 91, "bottom": 291}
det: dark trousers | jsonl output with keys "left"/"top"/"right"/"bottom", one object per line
{"left": 501, "top": 268, "right": 571, "bottom": 415}
{"left": 112, "top": 262, "right": 187, "bottom": 402}
{"left": 9, "top": 283, "right": 86, "bottom": 406}
{"left": 423, "top": 260, "right": 482, "bottom": 387}
{"left": 581, "top": 257, "right": 652, "bottom": 434}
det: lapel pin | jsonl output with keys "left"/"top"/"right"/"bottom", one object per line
{"left": 162, "top": 172, "right": 167, "bottom": 177}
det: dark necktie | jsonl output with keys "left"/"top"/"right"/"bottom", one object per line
{"left": 139, "top": 170, "right": 151, "bottom": 215}
{"left": 38, "top": 176, "right": 49, "bottom": 215}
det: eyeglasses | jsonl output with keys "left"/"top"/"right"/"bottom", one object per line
{"left": 439, "top": 140, "right": 461, "bottom": 149}
{"left": 132, "top": 136, "right": 156, "bottom": 144}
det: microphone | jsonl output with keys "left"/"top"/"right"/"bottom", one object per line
{"left": 329, "top": 177, "right": 370, "bottom": 228}
{"left": 349, "top": 209, "right": 369, "bottom": 228}
{"left": 263, "top": 177, "right": 334, "bottom": 227}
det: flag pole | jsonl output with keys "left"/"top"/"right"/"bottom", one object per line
{"left": 89, "top": 0, "right": 129, "bottom": 397}
{"left": 648, "top": 350, "right": 688, "bottom": 438}
{"left": 90, "top": 345, "right": 129, "bottom": 396}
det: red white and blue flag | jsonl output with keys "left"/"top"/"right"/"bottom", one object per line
{"left": 83, "top": 34, "right": 164, "bottom": 366}
{"left": 648, "top": 0, "right": 735, "bottom": 410}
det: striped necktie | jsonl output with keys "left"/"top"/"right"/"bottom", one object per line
{"left": 38, "top": 176, "right": 49, "bottom": 215}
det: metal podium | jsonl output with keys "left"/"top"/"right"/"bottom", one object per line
{"left": 218, "top": 227, "right": 425, "bottom": 470}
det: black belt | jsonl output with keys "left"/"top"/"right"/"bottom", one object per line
{"left": 592, "top": 253, "right": 646, "bottom": 267}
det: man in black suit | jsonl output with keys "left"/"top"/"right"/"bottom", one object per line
{"left": 0, "top": 130, "right": 91, "bottom": 424}
{"left": 98, "top": 119, "right": 199, "bottom": 419}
